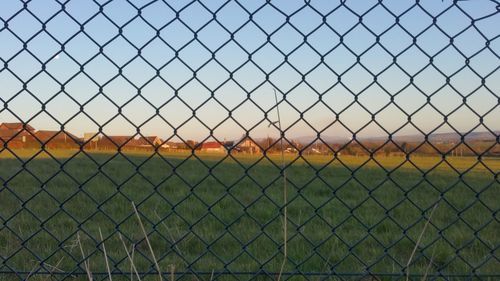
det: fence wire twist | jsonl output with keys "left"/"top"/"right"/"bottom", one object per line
{"left": 0, "top": 0, "right": 499, "bottom": 280}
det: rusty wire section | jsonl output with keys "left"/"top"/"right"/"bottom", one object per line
{"left": 0, "top": 0, "right": 499, "bottom": 280}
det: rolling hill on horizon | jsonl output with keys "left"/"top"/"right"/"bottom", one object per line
{"left": 294, "top": 130, "right": 499, "bottom": 145}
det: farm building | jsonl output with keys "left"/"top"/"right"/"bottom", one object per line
{"left": 237, "top": 137, "right": 262, "bottom": 154}
{"left": 200, "top": 141, "right": 226, "bottom": 153}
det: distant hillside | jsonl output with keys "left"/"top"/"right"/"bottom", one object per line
{"left": 294, "top": 135, "right": 349, "bottom": 144}
{"left": 295, "top": 131, "right": 498, "bottom": 145}
{"left": 382, "top": 131, "right": 499, "bottom": 143}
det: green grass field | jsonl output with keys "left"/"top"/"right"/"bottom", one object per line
{"left": 0, "top": 149, "right": 499, "bottom": 280}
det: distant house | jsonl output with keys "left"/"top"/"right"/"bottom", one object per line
{"left": 200, "top": 141, "right": 226, "bottom": 153}
{"left": 84, "top": 133, "right": 99, "bottom": 143}
{"left": 83, "top": 133, "right": 100, "bottom": 149}
{"left": 237, "top": 137, "right": 262, "bottom": 154}
{"left": 162, "top": 141, "right": 178, "bottom": 149}
{"left": 0, "top": 122, "right": 36, "bottom": 148}
{"left": 35, "top": 130, "right": 79, "bottom": 142}
{"left": 0, "top": 129, "right": 15, "bottom": 142}
{"left": 0, "top": 122, "right": 35, "bottom": 140}
{"left": 34, "top": 130, "right": 80, "bottom": 148}
{"left": 136, "top": 136, "right": 163, "bottom": 148}
{"left": 0, "top": 122, "right": 35, "bottom": 132}
{"left": 98, "top": 136, "right": 136, "bottom": 150}
{"left": 95, "top": 135, "right": 165, "bottom": 150}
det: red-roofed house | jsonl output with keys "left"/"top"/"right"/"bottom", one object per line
{"left": 0, "top": 122, "right": 35, "bottom": 132}
{"left": 97, "top": 136, "right": 136, "bottom": 150}
{"left": 34, "top": 130, "right": 81, "bottom": 149}
{"left": 0, "top": 122, "right": 36, "bottom": 148}
{"left": 200, "top": 141, "right": 226, "bottom": 153}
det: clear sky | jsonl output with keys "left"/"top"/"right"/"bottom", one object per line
{"left": 0, "top": 0, "right": 499, "bottom": 142}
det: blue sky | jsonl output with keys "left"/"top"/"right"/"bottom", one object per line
{"left": 0, "top": 0, "right": 499, "bottom": 142}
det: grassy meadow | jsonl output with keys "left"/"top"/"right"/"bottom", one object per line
{"left": 0, "top": 149, "right": 498, "bottom": 280}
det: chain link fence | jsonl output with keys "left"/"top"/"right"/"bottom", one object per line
{"left": 1, "top": 0, "right": 499, "bottom": 280}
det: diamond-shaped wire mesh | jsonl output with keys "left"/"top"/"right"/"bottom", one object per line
{"left": 0, "top": 0, "right": 499, "bottom": 280}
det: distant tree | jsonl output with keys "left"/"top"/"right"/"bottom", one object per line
{"left": 259, "top": 137, "right": 276, "bottom": 151}
{"left": 186, "top": 140, "right": 197, "bottom": 150}
{"left": 401, "top": 142, "right": 408, "bottom": 154}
